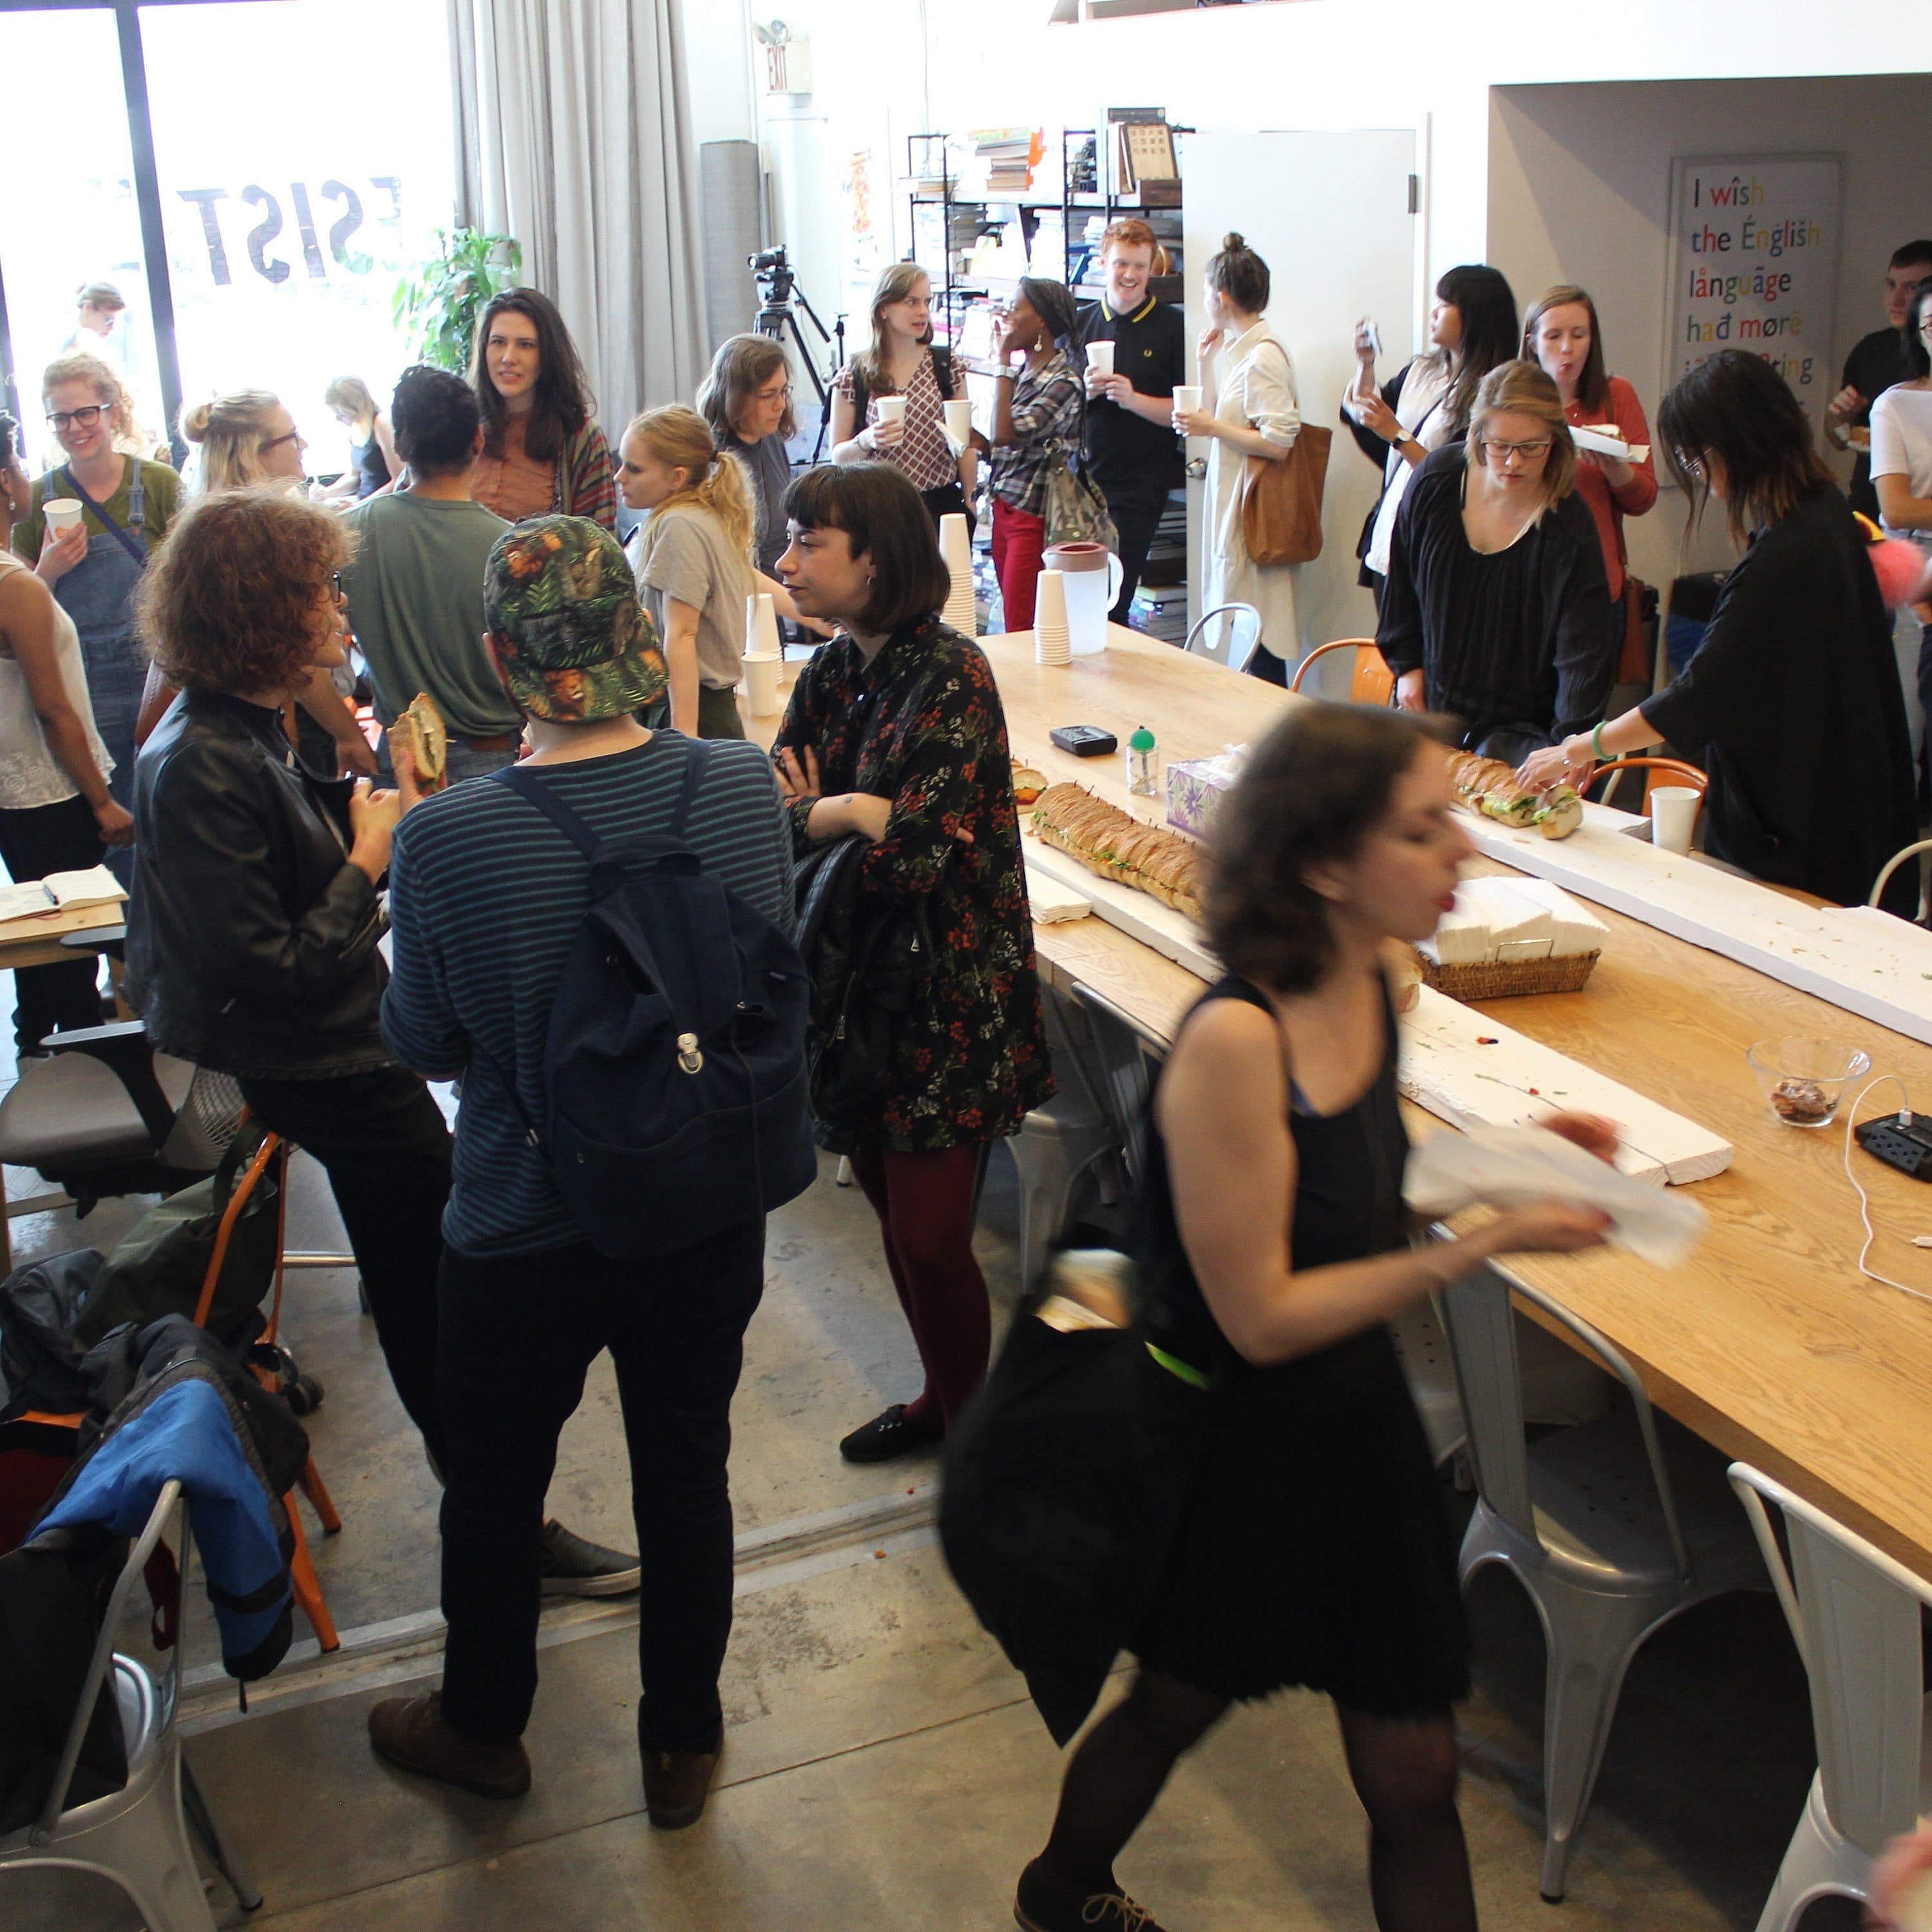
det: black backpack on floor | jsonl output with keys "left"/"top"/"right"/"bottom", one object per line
{"left": 489, "top": 743, "right": 816, "bottom": 1258}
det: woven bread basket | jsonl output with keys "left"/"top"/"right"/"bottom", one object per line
{"left": 1418, "top": 951, "right": 1601, "bottom": 1001}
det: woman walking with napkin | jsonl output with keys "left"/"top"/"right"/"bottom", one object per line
{"left": 1012, "top": 703, "right": 1614, "bottom": 1932}
{"left": 1173, "top": 236, "right": 1302, "bottom": 681}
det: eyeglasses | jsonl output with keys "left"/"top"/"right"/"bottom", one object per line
{"left": 331, "top": 571, "right": 345, "bottom": 603}
{"left": 1481, "top": 438, "right": 1552, "bottom": 460}
{"left": 46, "top": 404, "right": 108, "bottom": 432}
{"left": 1675, "top": 449, "right": 1707, "bottom": 479}
{"left": 261, "top": 430, "right": 305, "bottom": 455}
{"left": 757, "top": 384, "right": 795, "bottom": 402}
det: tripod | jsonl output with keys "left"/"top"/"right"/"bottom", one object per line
{"left": 756, "top": 285, "right": 844, "bottom": 464}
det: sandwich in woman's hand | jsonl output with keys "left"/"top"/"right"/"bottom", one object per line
{"left": 390, "top": 692, "right": 448, "bottom": 793}
{"left": 1445, "top": 750, "right": 1582, "bottom": 840}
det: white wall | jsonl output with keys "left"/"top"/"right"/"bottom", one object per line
{"left": 1488, "top": 75, "right": 1932, "bottom": 587}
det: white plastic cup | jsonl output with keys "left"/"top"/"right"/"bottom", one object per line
{"left": 743, "top": 652, "right": 782, "bottom": 718}
{"left": 43, "top": 498, "right": 84, "bottom": 536}
{"left": 1034, "top": 571, "right": 1072, "bottom": 665}
{"left": 943, "top": 398, "right": 973, "bottom": 450}
{"left": 1651, "top": 786, "right": 1700, "bottom": 855}
{"left": 874, "top": 395, "right": 907, "bottom": 426}
{"left": 744, "top": 591, "right": 782, "bottom": 657}
{"left": 1171, "top": 385, "right": 1202, "bottom": 430}
{"left": 1085, "top": 341, "right": 1115, "bottom": 378}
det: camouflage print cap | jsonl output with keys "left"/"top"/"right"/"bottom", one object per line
{"left": 482, "top": 515, "right": 668, "bottom": 723}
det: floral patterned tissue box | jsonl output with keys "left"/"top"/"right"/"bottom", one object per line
{"left": 1166, "top": 748, "right": 1246, "bottom": 838}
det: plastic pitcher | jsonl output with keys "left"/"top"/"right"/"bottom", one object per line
{"left": 1042, "top": 542, "right": 1123, "bottom": 654}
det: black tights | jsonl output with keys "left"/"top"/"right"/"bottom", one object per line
{"left": 1038, "top": 1670, "right": 1476, "bottom": 1931}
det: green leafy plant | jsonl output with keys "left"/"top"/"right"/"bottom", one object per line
{"left": 393, "top": 229, "right": 524, "bottom": 372}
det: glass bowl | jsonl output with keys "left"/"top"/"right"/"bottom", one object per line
{"left": 1745, "top": 1037, "right": 1872, "bottom": 1128}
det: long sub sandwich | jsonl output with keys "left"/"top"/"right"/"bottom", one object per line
{"left": 1030, "top": 782, "right": 1203, "bottom": 921}
{"left": 1444, "top": 750, "right": 1582, "bottom": 840}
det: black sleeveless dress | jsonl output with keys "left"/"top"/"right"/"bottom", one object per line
{"left": 1132, "top": 976, "right": 1470, "bottom": 1714}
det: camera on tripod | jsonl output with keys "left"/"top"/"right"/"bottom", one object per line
{"left": 749, "top": 245, "right": 797, "bottom": 317}
{"left": 747, "top": 242, "right": 843, "bottom": 460}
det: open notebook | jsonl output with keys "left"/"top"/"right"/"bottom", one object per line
{"left": 0, "top": 865, "right": 126, "bottom": 925}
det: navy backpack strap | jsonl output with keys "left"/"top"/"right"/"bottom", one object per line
{"left": 669, "top": 732, "right": 709, "bottom": 835}
{"left": 491, "top": 734, "right": 709, "bottom": 855}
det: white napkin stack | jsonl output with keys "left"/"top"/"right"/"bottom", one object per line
{"left": 1421, "top": 876, "right": 1609, "bottom": 967}
{"left": 1405, "top": 1124, "right": 1707, "bottom": 1268}
{"left": 1034, "top": 570, "right": 1072, "bottom": 666}
{"left": 939, "top": 513, "right": 977, "bottom": 634}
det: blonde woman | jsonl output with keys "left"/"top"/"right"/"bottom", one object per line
{"left": 134, "top": 389, "right": 374, "bottom": 777}
{"left": 1377, "top": 360, "right": 1613, "bottom": 764}
{"left": 1174, "top": 234, "right": 1302, "bottom": 680}
{"left": 616, "top": 406, "right": 817, "bottom": 740}
{"left": 13, "top": 354, "right": 181, "bottom": 844}
{"left": 314, "top": 375, "right": 399, "bottom": 503}
{"left": 828, "top": 263, "right": 975, "bottom": 532}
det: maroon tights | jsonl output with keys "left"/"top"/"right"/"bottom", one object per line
{"left": 847, "top": 1143, "right": 990, "bottom": 1431}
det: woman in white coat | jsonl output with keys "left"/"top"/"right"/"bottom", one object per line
{"left": 1175, "top": 234, "right": 1301, "bottom": 683}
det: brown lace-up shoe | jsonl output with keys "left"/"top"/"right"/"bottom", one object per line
{"left": 368, "top": 1692, "right": 531, "bottom": 1799}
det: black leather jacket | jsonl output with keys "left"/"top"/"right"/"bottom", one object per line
{"left": 125, "top": 691, "right": 390, "bottom": 1079}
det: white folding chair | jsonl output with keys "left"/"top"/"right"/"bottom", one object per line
{"left": 0, "top": 1480, "right": 260, "bottom": 1928}
{"left": 1727, "top": 1463, "right": 1932, "bottom": 1932}
{"left": 1182, "top": 601, "right": 1263, "bottom": 674}
{"left": 1437, "top": 1259, "right": 1766, "bottom": 1900}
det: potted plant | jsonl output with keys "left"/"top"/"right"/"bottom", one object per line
{"left": 393, "top": 229, "right": 523, "bottom": 372}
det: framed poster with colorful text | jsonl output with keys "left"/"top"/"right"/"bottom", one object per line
{"left": 1663, "top": 153, "right": 1842, "bottom": 441}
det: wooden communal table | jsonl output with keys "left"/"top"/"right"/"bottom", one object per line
{"left": 748, "top": 625, "right": 1932, "bottom": 1580}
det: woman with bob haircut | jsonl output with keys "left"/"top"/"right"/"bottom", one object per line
{"left": 1378, "top": 359, "right": 1613, "bottom": 764}
{"left": 772, "top": 461, "right": 1050, "bottom": 1466}
{"left": 828, "top": 261, "right": 975, "bottom": 533}
{"left": 1013, "top": 703, "right": 1615, "bottom": 1932}
{"left": 1346, "top": 264, "right": 1520, "bottom": 600}
{"left": 469, "top": 287, "right": 616, "bottom": 531}
{"left": 1522, "top": 348, "right": 1917, "bottom": 907}
{"left": 697, "top": 333, "right": 797, "bottom": 577}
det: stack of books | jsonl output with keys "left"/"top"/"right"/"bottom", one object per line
{"left": 971, "top": 127, "right": 1044, "bottom": 196}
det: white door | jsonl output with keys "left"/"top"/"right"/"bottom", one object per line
{"left": 1182, "top": 129, "right": 1417, "bottom": 685}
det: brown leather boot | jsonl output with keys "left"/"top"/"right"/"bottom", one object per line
{"left": 641, "top": 1744, "right": 719, "bottom": 1829}
{"left": 368, "top": 1692, "right": 531, "bottom": 1799}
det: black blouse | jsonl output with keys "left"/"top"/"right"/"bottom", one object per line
{"left": 1640, "top": 485, "right": 1917, "bottom": 907}
{"left": 1378, "top": 445, "right": 1615, "bottom": 753}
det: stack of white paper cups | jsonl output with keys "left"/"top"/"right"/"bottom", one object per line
{"left": 743, "top": 591, "right": 783, "bottom": 717}
{"left": 943, "top": 397, "right": 973, "bottom": 455}
{"left": 939, "top": 513, "right": 977, "bottom": 634}
{"left": 1034, "top": 570, "right": 1072, "bottom": 666}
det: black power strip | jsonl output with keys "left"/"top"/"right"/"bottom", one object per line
{"left": 1854, "top": 1111, "right": 1932, "bottom": 1179}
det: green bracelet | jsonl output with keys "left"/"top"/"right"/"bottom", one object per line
{"left": 1591, "top": 721, "right": 1607, "bottom": 762}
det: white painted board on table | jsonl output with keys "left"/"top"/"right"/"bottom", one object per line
{"left": 1022, "top": 833, "right": 1220, "bottom": 980}
{"left": 1023, "top": 854, "right": 1094, "bottom": 923}
{"left": 1459, "top": 806, "right": 1932, "bottom": 1048}
{"left": 1398, "top": 986, "right": 1733, "bottom": 1188}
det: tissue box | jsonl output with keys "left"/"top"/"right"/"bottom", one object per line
{"left": 1166, "top": 757, "right": 1236, "bottom": 838}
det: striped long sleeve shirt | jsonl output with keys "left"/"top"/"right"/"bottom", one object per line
{"left": 382, "top": 732, "right": 793, "bottom": 1257}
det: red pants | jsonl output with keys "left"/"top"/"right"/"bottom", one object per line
{"left": 848, "top": 1143, "right": 990, "bottom": 1432}
{"left": 991, "top": 498, "right": 1047, "bottom": 633}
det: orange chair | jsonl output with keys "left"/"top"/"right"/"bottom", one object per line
{"left": 1584, "top": 757, "right": 1708, "bottom": 812}
{"left": 192, "top": 1130, "right": 343, "bottom": 1653}
{"left": 1291, "top": 638, "right": 1395, "bottom": 706}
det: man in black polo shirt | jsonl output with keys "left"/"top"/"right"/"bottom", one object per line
{"left": 1076, "top": 219, "right": 1186, "bottom": 626}
{"left": 1828, "top": 238, "right": 1932, "bottom": 520}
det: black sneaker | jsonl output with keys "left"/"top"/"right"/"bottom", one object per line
{"left": 837, "top": 1403, "right": 944, "bottom": 1464}
{"left": 1014, "top": 1858, "right": 1169, "bottom": 1932}
{"left": 539, "top": 1519, "right": 640, "bottom": 1597}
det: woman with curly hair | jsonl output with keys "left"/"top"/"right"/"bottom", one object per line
{"left": 1013, "top": 703, "right": 1615, "bottom": 1932}
{"left": 126, "top": 488, "right": 639, "bottom": 1596}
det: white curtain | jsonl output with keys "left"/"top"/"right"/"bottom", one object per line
{"left": 449, "top": 0, "right": 709, "bottom": 435}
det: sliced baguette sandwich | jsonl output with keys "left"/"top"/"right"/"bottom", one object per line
{"left": 390, "top": 692, "right": 449, "bottom": 793}
{"left": 1030, "top": 782, "right": 1204, "bottom": 920}
{"left": 1444, "top": 750, "right": 1582, "bottom": 840}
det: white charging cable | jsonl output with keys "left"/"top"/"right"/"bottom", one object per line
{"left": 1842, "top": 1074, "right": 1932, "bottom": 1305}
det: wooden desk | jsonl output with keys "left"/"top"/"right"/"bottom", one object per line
{"left": 990, "top": 627, "right": 1932, "bottom": 1583}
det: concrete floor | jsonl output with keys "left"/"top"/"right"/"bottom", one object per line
{"left": 0, "top": 1055, "right": 1862, "bottom": 1931}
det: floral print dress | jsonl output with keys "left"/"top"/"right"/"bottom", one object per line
{"left": 773, "top": 615, "right": 1053, "bottom": 1152}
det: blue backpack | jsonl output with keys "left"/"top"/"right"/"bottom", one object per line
{"left": 491, "top": 743, "right": 816, "bottom": 1259}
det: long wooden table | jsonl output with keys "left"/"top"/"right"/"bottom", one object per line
{"left": 754, "top": 625, "right": 1932, "bottom": 1581}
